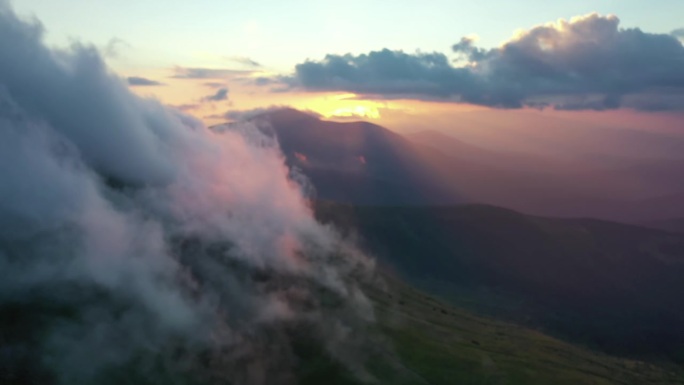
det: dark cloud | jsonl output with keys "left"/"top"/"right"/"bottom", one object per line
{"left": 254, "top": 76, "right": 277, "bottom": 86}
{"left": 284, "top": 14, "right": 684, "bottom": 110}
{"left": 202, "top": 87, "right": 229, "bottom": 102}
{"left": 126, "top": 76, "right": 164, "bottom": 86}
{"left": 171, "top": 66, "right": 253, "bottom": 79}
{"left": 233, "top": 74, "right": 291, "bottom": 91}
{"left": 228, "top": 55, "right": 261, "bottom": 68}
{"left": 554, "top": 94, "right": 622, "bottom": 111}
{"left": 451, "top": 36, "right": 487, "bottom": 62}
{"left": 291, "top": 49, "right": 467, "bottom": 98}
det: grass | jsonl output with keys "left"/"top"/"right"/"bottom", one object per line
{"left": 363, "top": 275, "right": 684, "bottom": 385}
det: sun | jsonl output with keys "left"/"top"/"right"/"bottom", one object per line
{"left": 328, "top": 105, "right": 381, "bottom": 119}
{"left": 298, "top": 93, "right": 386, "bottom": 120}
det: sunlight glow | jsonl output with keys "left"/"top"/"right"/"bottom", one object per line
{"left": 299, "top": 93, "right": 387, "bottom": 120}
{"left": 329, "top": 105, "right": 381, "bottom": 119}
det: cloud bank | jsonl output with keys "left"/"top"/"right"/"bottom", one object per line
{"left": 0, "top": 3, "right": 376, "bottom": 384}
{"left": 283, "top": 14, "right": 684, "bottom": 110}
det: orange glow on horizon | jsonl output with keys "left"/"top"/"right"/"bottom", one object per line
{"left": 120, "top": 67, "right": 684, "bottom": 141}
{"left": 120, "top": 65, "right": 493, "bottom": 130}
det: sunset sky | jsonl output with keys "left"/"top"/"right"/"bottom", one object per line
{"left": 13, "top": 0, "right": 684, "bottom": 130}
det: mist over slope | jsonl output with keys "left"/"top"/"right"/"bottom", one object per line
{"left": 0, "top": 3, "right": 377, "bottom": 384}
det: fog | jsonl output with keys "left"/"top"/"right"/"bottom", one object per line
{"left": 0, "top": 3, "right": 376, "bottom": 384}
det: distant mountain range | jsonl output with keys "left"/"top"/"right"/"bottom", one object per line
{"left": 220, "top": 108, "right": 684, "bottom": 223}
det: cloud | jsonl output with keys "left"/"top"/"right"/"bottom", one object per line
{"left": 0, "top": 3, "right": 376, "bottom": 383}
{"left": 171, "top": 66, "right": 253, "bottom": 79}
{"left": 202, "top": 87, "right": 229, "bottom": 102}
{"left": 126, "top": 76, "right": 164, "bottom": 86}
{"left": 451, "top": 36, "right": 487, "bottom": 62}
{"left": 253, "top": 76, "right": 278, "bottom": 86}
{"left": 228, "top": 55, "right": 262, "bottom": 68}
{"left": 672, "top": 28, "right": 684, "bottom": 39}
{"left": 553, "top": 94, "right": 622, "bottom": 111}
{"left": 284, "top": 14, "right": 684, "bottom": 110}
{"left": 290, "top": 49, "right": 465, "bottom": 99}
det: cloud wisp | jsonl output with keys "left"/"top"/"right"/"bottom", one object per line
{"left": 127, "top": 76, "right": 165, "bottom": 86}
{"left": 281, "top": 14, "right": 684, "bottom": 110}
{"left": 171, "top": 66, "right": 255, "bottom": 79}
{"left": 228, "top": 55, "right": 262, "bottom": 68}
{"left": 0, "top": 4, "right": 376, "bottom": 384}
{"left": 202, "top": 87, "right": 229, "bottom": 102}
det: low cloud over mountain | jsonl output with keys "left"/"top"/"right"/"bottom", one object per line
{"left": 0, "top": 4, "right": 375, "bottom": 384}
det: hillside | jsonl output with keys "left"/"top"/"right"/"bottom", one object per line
{"left": 294, "top": 274, "right": 684, "bottom": 384}
{"left": 226, "top": 108, "right": 684, "bottom": 222}
{"left": 314, "top": 202, "right": 684, "bottom": 361}
{"left": 366, "top": 276, "right": 684, "bottom": 385}
{"left": 406, "top": 129, "right": 581, "bottom": 175}
{"left": 643, "top": 218, "right": 684, "bottom": 233}
{"left": 240, "top": 108, "right": 462, "bottom": 205}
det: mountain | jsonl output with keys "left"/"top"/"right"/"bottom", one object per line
{"left": 238, "top": 108, "right": 462, "bottom": 205}
{"left": 408, "top": 129, "right": 684, "bottom": 221}
{"left": 227, "top": 109, "right": 684, "bottom": 222}
{"left": 626, "top": 192, "right": 684, "bottom": 223}
{"left": 406, "top": 129, "right": 582, "bottom": 175}
{"left": 642, "top": 217, "right": 684, "bottom": 233}
{"left": 314, "top": 202, "right": 684, "bottom": 362}
{"left": 366, "top": 276, "right": 684, "bottom": 385}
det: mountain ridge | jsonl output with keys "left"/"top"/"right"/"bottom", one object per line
{"left": 219, "top": 108, "right": 684, "bottom": 222}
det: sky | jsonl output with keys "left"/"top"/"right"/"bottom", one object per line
{"left": 11, "top": 0, "right": 684, "bottom": 128}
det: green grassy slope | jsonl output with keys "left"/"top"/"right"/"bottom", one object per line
{"left": 365, "top": 276, "right": 684, "bottom": 385}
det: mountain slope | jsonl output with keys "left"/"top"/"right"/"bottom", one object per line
{"left": 643, "top": 218, "right": 684, "bottom": 233}
{"left": 314, "top": 202, "right": 684, "bottom": 361}
{"left": 246, "top": 108, "right": 463, "bottom": 205}
{"left": 406, "top": 129, "right": 578, "bottom": 175}
{"left": 231, "top": 109, "right": 684, "bottom": 222}
{"left": 408, "top": 129, "right": 684, "bottom": 221}
{"left": 369, "top": 276, "right": 684, "bottom": 385}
